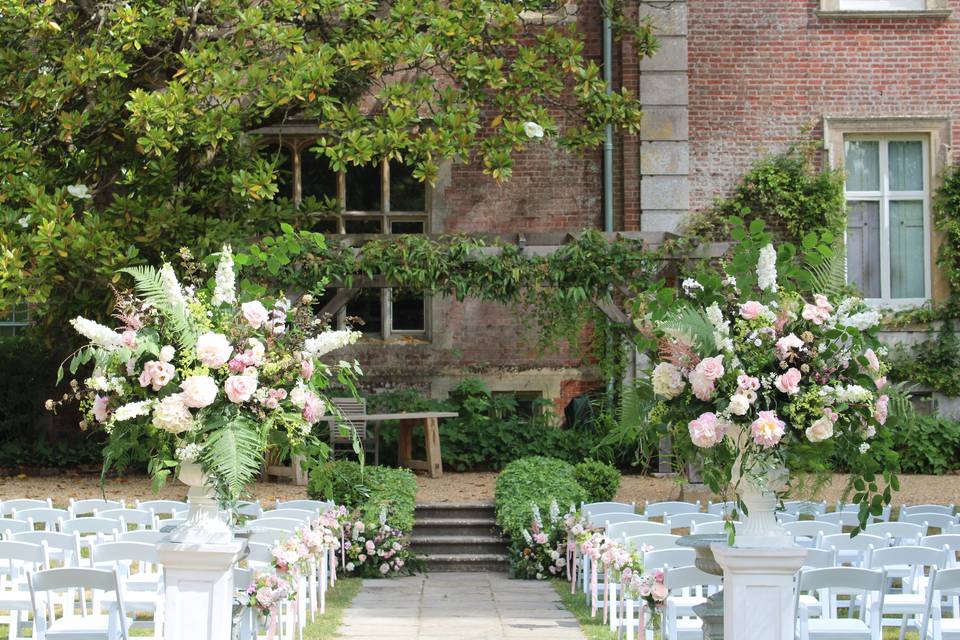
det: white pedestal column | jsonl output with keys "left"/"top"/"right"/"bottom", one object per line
{"left": 711, "top": 544, "right": 807, "bottom": 640}
{"left": 157, "top": 540, "right": 246, "bottom": 640}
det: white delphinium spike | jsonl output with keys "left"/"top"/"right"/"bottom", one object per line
{"left": 549, "top": 499, "right": 560, "bottom": 523}
{"left": 210, "top": 245, "right": 236, "bottom": 306}
{"left": 160, "top": 263, "right": 188, "bottom": 309}
{"left": 757, "top": 244, "right": 778, "bottom": 293}
{"left": 531, "top": 503, "right": 543, "bottom": 530}
{"left": 70, "top": 317, "right": 125, "bottom": 349}
{"left": 303, "top": 330, "right": 362, "bottom": 358}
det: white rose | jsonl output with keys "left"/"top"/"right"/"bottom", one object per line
{"left": 728, "top": 394, "right": 750, "bottom": 416}
{"left": 180, "top": 375, "right": 218, "bottom": 408}
{"left": 805, "top": 416, "right": 834, "bottom": 443}
{"left": 651, "top": 362, "right": 685, "bottom": 399}
{"left": 241, "top": 301, "right": 270, "bottom": 329}
{"left": 159, "top": 345, "right": 176, "bottom": 363}
{"left": 290, "top": 384, "right": 308, "bottom": 408}
{"left": 195, "top": 332, "right": 233, "bottom": 368}
{"left": 153, "top": 394, "right": 194, "bottom": 433}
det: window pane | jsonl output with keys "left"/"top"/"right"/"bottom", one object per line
{"left": 391, "top": 220, "right": 425, "bottom": 234}
{"left": 389, "top": 161, "right": 426, "bottom": 211}
{"left": 312, "top": 218, "right": 339, "bottom": 234}
{"left": 345, "top": 164, "right": 382, "bottom": 211}
{"left": 845, "top": 140, "right": 880, "bottom": 191}
{"left": 846, "top": 201, "right": 881, "bottom": 298}
{"left": 301, "top": 149, "right": 338, "bottom": 205}
{"left": 392, "top": 289, "right": 425, "bottom": 332}
{"left": 344, "top": 218, "right": 382, "bottom": 234}
{"left": 310, "top": 288, "right": 339, "bottom": 324}
{"left": 890, "top": 200, "right": 925, "bottom": 298}
{"left": 346, "top": 289, "right": 382, "bottom": 335}
{"left": 889, "top": 141, "right": 923, "bottom": 191}
{"left": 258, "top": 144, "right": 292, "bottom": 200}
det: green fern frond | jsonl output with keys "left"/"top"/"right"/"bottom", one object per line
{"left": 804, "top": 243, "right": 847, "bottom": 298}
{"left": 201, "top": 417, "right": 264, "bottom": 502}
{"left": 119, "top": 266, "right": 197, "bottom": 349}
{"left": 660, "top": 303, "right": 718, "bottom": 354}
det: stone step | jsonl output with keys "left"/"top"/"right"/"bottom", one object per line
{"left": 411, "top": 534, "right": 508, "bottom": 556}
{"left": 412, "top": 517, "right": 499, "bottom": 537}
{"left": 414, "top": 502, "right": 496, "bottom": 521}
{"left": 418, "top": 552, "right": 510, "bottom": 572}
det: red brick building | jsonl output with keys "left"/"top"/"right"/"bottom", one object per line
{"left": 263, "top": 0, "right": 959, "bottom": 411}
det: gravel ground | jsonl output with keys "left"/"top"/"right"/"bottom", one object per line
{"left": 1, "top": 470, "right": 957, "bottom": 508}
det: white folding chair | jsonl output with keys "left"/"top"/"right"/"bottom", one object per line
{"left": 901, "top": 504, "right": 955, "bottom": 519}
{"left": 865, "top": 521, "right": 926, "bottom": 545}
{"left": 260, "top": 509, "right": 314, "bottom": 523}
{"left": 707, "top": 500, "right": 736, "bottom": 516}
{"left": 819, "top": 511, "right": 866, "bottom": 528}
{"left": 795, "top": 567, "right": 886, "bottom": 640}
{"left": 797, "top": 548, "right": 838, "bottom": 620}
{"left": 606, "top": 521, "right": 667, "bottom": 539}
{"left": 641, "top": 548, "right": 696, "bottom": 571}
{"left": 781, "top": 500, "right": 828, "bottom": 517}
{"left": 582, "top": 502, "right": 636, "bottom": 516}
{"left": 0, "top": 499, "right": 52, "bottom": 516}
{"left": 777, "top": 512, "right": 799, "bottom": 523}
{"left": 60, "top": 518, "right": 122, "bottom": 558}
{"left": 236, "top": 501, "right": 263, "bottom": 520}
{"left": 691, "top": 520, "right": 741, "bottom": 535}
{"left": 919, "top": 566, "right": 960, "bottom": 640}
{"left": 133, "top": 501, "right": 186, "bottom": 519}
{"left": 91, "top": 542, "right": 163, "bottom": 638}
{"left": 0, "top": 540, "right": 48, "bottom": 640}
{"left": 902, "top": 512, "right": 960, "bottom": 533}
{"left": 97, "top": 509, "right": 157, "bottom": 531}
{"left": 12, "top": 508, "right": 70, "bottom": 532}
{"left": 625, "top": 533, "right": 680, "bottom": 551}
{"left": 248, "top": 529, "right": 287, "bottom": 546}
{"left": 663, "top": 566, "right": 722, "bottom": 640}
{"left": 0, "top": 520, "right": 33, "bottom": 538}
{"left": 836, "top": 501, "right": 892, "bottom": 522}
{"left": 665, "top": 512, "right": 721, "bottom": 533}
{"left": 820, "top": 532, "right": 888, "bottom": 568}
{"left": 643, "top": 501, "right": 701, "bottom": 520}
{"left": 867, "top": 545, "right": 948, "bottom": 640}
{"left": 275, "top": 500, "right": 332, "bottom": 515}
{"left": 119, "top": 530, "right": 165, "bottom": 545}
{"left": 68, "top": 499, "right": 125, "bottom": 519}
{"left": 233, "top": 567, "right": 255, "bottom": 640}
{"left": 28, "top": 567, "right": 131, "bottom": 639}
{"left": 13, "top": 532, "right": 81, "bottom": 570}
{"left": 247, "top": 517, "right": 303, "bottom": 532}
{"left": 784, "top": 521, "right": 841, "bottom": 548}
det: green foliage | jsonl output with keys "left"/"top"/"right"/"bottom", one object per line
{"left": 200, "top": 411, "right": 267, "bottom": 504}
{"left": 307, "top": 460, "right": 417, "bottom": 534}
{"left": 494, "top": 456, "right": 587, "bottom": 540}
{"left": 888, "top": 325, "right": 960, "bottom": 396}
{"left": 888, "top": 414, "right": 960, "bottom": 475}
{"left": 0, "top": 0, "right": 654, "bottom": 335}
{"left": 934, "top": 164, "right": 960, "bottom": 304}
{"left": 684, "top": 143, "right": 846, "bottom": 245}
{"left": 0, "top": 438, "right": 104, "bottom": 469}
{"left": 573, "top": 459, "right": 620, "bottom": 503}
{"left": 599, "top": 380, "right": 663, "bottom": 470}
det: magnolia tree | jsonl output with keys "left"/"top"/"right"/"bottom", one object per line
{"left": 0, "top": 0, "right": 655, "bottom": 333}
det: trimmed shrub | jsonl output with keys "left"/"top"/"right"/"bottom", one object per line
{"left": 306, "top": 459, "right": 367, "bottom": 509}
{"left": 307, "top": 460, "right": 417, "bottom": 533}
{"left": 574, "top": 458, "right": 621, "bottom": 503}
{"left": 494, "top": 456, "right": 587, "bottom": 540}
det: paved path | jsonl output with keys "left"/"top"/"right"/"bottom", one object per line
{"left": 336, "top": 572, "right": 586, "bottom": 639}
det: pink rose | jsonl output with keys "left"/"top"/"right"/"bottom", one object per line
{"left": 739, "top": 301, "right": 765, "bottom": 320}
{"left": 121, "top": 330, "right": 138, "bottom": 348}
{"left": 688, "top": 412, "right": 725, "bottom": 448}
{"left": 874, "top": 395, "right": 889, "bottom": 425}
{"left": 814, "top": 294, "right": 833, "bottom": 311}
{"left": 689, "top": 370, "right": 715, "bottom": 401}
{"left": 801, "top": 303, "right": 829, "bottom": 325}
{"left": 737, "top": 374, "right": 760, "bottom": 391}
{"left": 241, "top": 301, "right": 270, "bottom": 329}
{"left": 775, "top": 333, "right": 804, "bottom": 359}
{"left": 302, "top": 392, "right": 326, "bottom": 423}
{"left": 774, "top": 367, "right": 802, "bottom": 395}
{"left": 651, "top": 582, "right": 669, "bottom": 602}
{"left": 875, "top": 376, "right": 887, "bottom": 390}
{"left": 695, "top": 355, "right": 725, "bottom": 381}
{"left": 301, "top": 359, "right": 314, "bottom": 379}
{"left": 92, "top": 395, "right": 110, "bottom": 423}
{"left": 138, "top": 360, "right": 176, "bottom": 391}
{"left": 195, "top": 332, "right": 233, "bottom": 368}
{"left": 224, "top": 375, "right": 257, "bottom": 403}
{"left": 864, "top": 348, "right": 880, "bottom": 372}
{"left": 179, "top": 375, "right": 218, "bottom": 408}
{"left": 750, "top": 410, "right": 785, "bottom": 448}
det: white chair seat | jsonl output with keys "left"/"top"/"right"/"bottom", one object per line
{"left": 798, "top": 593, "right": 821, "bottom": 615}
{"left": 44, "top": 613, "right": 133, "bottom": 638}
{"left": 880, "top": 592, "right": 925, "bottom": 613}
{"left": 804, "top": 617, "right": 872, "bottom": 639}
{"left": 669, "top": 594, "right": 706, "bottom": 616}
{"left": 124, "top": 573, "right": 162, "bottom": 591}
{"left": 935, "top": 618, "right": 960, "bottom": 639}
{"left": 100, "top": 590, "right": 159, "bottom": 613}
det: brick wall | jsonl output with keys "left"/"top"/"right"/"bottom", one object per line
{"left": 687, "top": 0, "right": 960, "bottom": 212}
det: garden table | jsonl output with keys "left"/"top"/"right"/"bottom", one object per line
{"left": 318, "top": 411, "right": 458, "bottom": 478}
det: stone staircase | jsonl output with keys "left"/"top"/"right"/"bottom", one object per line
{"left": 411, "top": 502, "right": 510, "bottom": 572}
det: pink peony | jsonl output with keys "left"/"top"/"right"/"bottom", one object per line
{"left": 179, "top": 375, "right": 218, "bottom": 408}
{"left": 138, "top": 360, "right": 176, "bottom": 391}
{"left": 751, "top": 411, "right": 785, "bottom": 448}
{"left": 241, "top": 301, "right": 270, "bottom": 329}
{"left": 534, "top": 532, "right": 549, "bottom": 545}
{"left": 195, "top": 332, "right": 233, "bottom": 368}
{"left": 875, "top": 376, "right": 887, "bottom": 390}
{"left": 814, "top": 294, "right": 833, "bottom": 311}
{"left": 874, "top": 395, "right": 889, "bottom": 425}
{"left": 688, "top": 412, "right": 725, "bottom": 448}
{"left": 801, "top": 303, "right": 830, "bottom": 325}
{"left": 774, "top": 367, "right": 802, "bottom": 395}
{"left": 379, "top": 563, "right": 390, "bottom": 574}
{"left": 864, "top": 348, "right": 881, "bottom": 372}
{"left": 739, "top": 301, "right": 765, "bottom": 320}
{"left": 775, "top": 333, "right": 804, "bottom": 359}
{"left": 651, "top": 582, "right": 669, "bottom": 601}
{"left": 92, "top": 395, "right": 110, "bottom": 423}
{"left": 224, "top": 375, "right": 257, "bottom": 403}
{"left": 695, "top": 355, "right": 725, "bottom": 381}
{"left": 121, "top": 330, "right": 138, "bottom": 348}
{"left": 302, "top": 392, "right": 326, "bottom": 424}
{"left": 737, "top": 374, "right": 760, "bottom": 391}
{"left": 689, "top": 370, "right": 715, "bottom": 401}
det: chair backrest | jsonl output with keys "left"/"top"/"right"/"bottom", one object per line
{"left": 606, "top": 521, "right": 667, "bottom": 539}
{"left": 707, "top": 501, "right": 737, "bottom": 516}
{"left": 818, "top": 511, "right": 863, "bottom": 527}
{"left": 834, "top": 502, "right": 891, "bottom": 522}
{"left": 0, "top": 540, "right": 48, "bottom": 576}
{"left": 864, "top": 521, "right": 925, "bottom": 542}
{"left": 692, "top": 520, "right": 740, "bottom": 535}
{"left": 275, "top": 499, "right": 333, "bottom": 514}
{"left": 868, "top": 544, "right": 949, "bottom": 573}
{"left": 159, "top": 518, "right": 186, "bottom": 531}
{"left": 900, "top": 503, "right": 955, "bottom": 519}
{"left": 588, "top": 512, "right": 646, "bottom": 528}
{"left": 625, "top": 533, "right": 680, "bottom": 551}
{"left": 643, "top": 501, "right": 701, "bottom": 519}
{"left": 802, "top": 547, "right": 836, "bottom": 570}
{"left": 642, "top": 547, "right": 696, "bottom": 571}
{"left": 820, "top": 532, "right": 887, "bottom": 550}
{"left": 246, "top": 542, "right": 274, "bottom": 568}
{"left": 247, "top": 517, "right": 303, "bottom": 532}
{"left": 581, "top": 502, "right": 636, "bottom": 516}
{"left": 330, "top": 397, "right": 367, "bottom": 440}
{"left": 28, "top": 567, "right": 129, "bottom": 640}
{"left": 921, "top": 533, "right": 960, "bottom": 555}
{"left": 119, "top": 530, "right": 166, "bottom": 544}
{"left": 98, "top": 508, "right": 157, "bottom": 530}
{"left": 248, "top": 529, "right": 287, "bottom": 546}
{"left": 68, "top": 498, "right": 125, "bottom": 518}
{"left": 236, "top": 501, "right": 263, "bottom": 519}
{"left": 920, "top": 567, "right": 960, "bottom": 640}
{"left": 665, "top": 512, "right": 722, "bottom": 531}
{"left": 13, "top": 531, "right": 80, "bottom": 558}
{"left": 1, "top": 498, "right": 52, "bottom": 516}
{"left": 0, "top": 518, "right": 33, "bottom": 537}
{"left": 91, "top": 541, "right": 159, "bottom": 582}
{"left": 234, "top": 566, "right": 253, "bottom": 590}
{"left": 60, "top": 516, "right": 121, "bottom": 537}
{"left": 776, "top": 512, "right": 798, "bottom": 523}
{"left": 134, "top": 500, "right": 187, "bottom": 517}
{"left": 781, "top": 500, "right": 827, "bottom": 516}
{"left": 12, "top": 507, "right": 70, "bottom": 529}
{"left": 796, "top": 566, "right": 886, "bottom": 599}
{"left": 784, "top": 520, "right": 841, "bottom": 538}
{"left": 900, "top": 511, "right": 959, "bottom": 531}
{"left": 260, "top": 509, "right": 315, "bottom": 522}
{"left": 664, "top": 565, "right": 723, "bottom": 590}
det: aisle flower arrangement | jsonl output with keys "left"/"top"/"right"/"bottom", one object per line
{"left": 52, "top": 246, "right": 362, "bottom": 503}
{"left": 509, "top": 502, "right": 568, "bottom": 580}
{"left": 635, "top": 218, "right": 900, "bottom": 531}
{"left": 340, "top": 509, "right": 413, "bottom": 577}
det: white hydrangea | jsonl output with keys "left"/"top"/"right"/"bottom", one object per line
{"left": 682, "top": 278, "right": 704, "bottom": 296}
{"left": 70, "top": 317, "right": 124, "bottom": 349}
{"left": 824, "top": 384, "right": 874, "bottom": 404}
{"left": 651, "top": 362, "right": 685, "bottom": 399}
{"left": 175, "top": 443, "right": 203, "bottom": 462}
{"left": 113, "top": 400, "right": 153, "bottom": 422}
{"left": 303, "top": 330, "right": 362, "bottom": 358}
{"left": 86, "top": 375, "right": 126, "bottom": 393}
{"left": 757, "top": 244, "right": 778, "bottom": 293}
{"left": 153, "top": 395, "right": 194, "bottom": 434}
{"left": 210, "top": 245, "right": 236, "bottom": 307}
{"left": 842, "top": 309, "right": 883, "bottom": 331}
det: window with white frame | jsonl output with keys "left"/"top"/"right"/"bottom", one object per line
{"left": 0, "top": 302, "right": 30, "bottom": 336}
{"left": 844, "top": 136, "right": 930, "bottom": 304}
{"left": 258, "top": 140, "right": 429, "bottom": 338}
{"left": 838, "top": 0, "right": 924, "bottom": 10}
{"left": 821, "top": 0, "right": 949, "bottom": 13}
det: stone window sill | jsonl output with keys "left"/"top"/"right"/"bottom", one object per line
{"left": 815, "top": 9, "right": 951, "bottom": 18}
{"left": 519, "top": 2, "right": 578, "bottom": 25}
